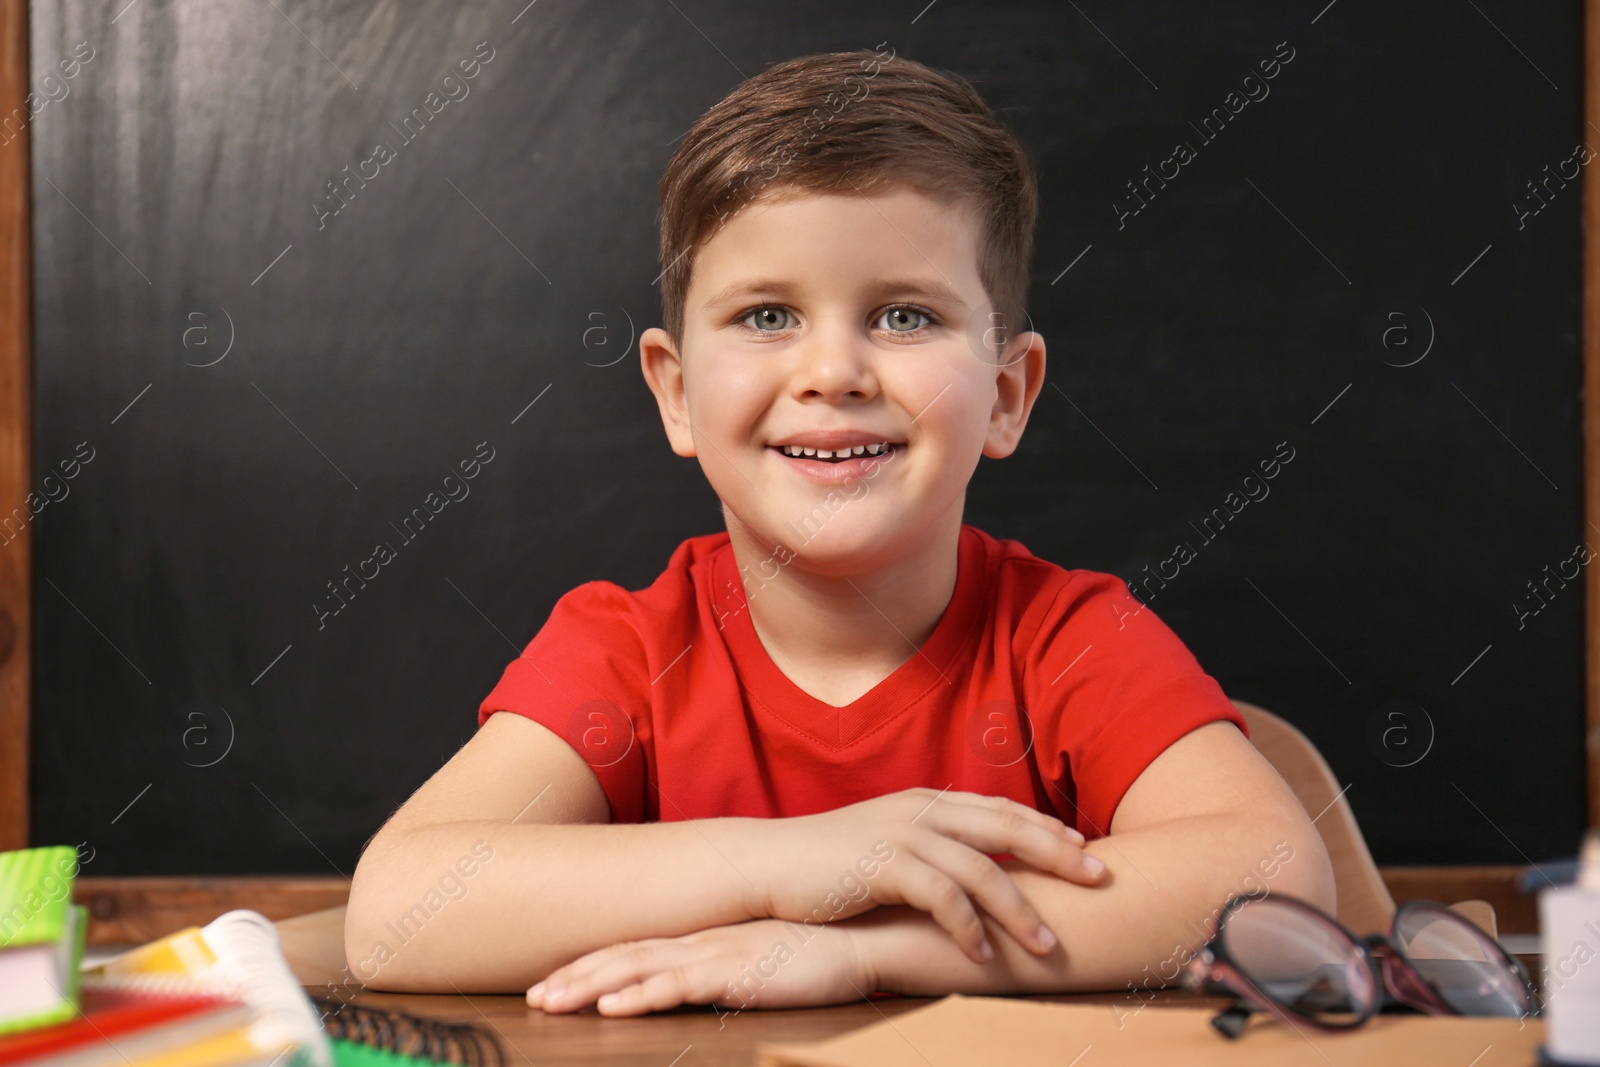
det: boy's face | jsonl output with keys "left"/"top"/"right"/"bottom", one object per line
{"left": 639, "top": 186, "right": 1045, "bottom": 567}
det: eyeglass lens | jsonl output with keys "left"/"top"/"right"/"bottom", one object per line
{"left": 1391, "top": 907, "right": 1527, "bottom": 1016}
{"left": 1220, "top": 898, "right": 1375, "bottom": 1024}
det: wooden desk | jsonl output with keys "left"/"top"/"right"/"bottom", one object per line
{"left": 281, "top": 903, "right": 1252, "bottom": 1066}
{"left": 327, "top": 986, "right": 1228, "bottom": 1067}
{"left": 318, "top": 954, "right": 1547, "bottom": 1067}
{"left": 277, "top": 891, "right": 1541, "bottom": 1067}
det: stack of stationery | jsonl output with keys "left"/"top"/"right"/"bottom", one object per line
{"left": 0, "top": 846, "right": 500, "bottom": 1067}
{"left": 0, "top": 845, "right": 257, "bottom": 1067}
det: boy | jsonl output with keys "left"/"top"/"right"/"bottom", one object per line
{"left": 344, "top": 47, "right": 1334, "bottom": 1012}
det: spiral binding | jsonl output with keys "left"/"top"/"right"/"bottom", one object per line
{"left": 309, "top": 997, "right": 506, "bottom": 1067}
{"left": 202, "top": 910, "right": 332, "bottom": 1066}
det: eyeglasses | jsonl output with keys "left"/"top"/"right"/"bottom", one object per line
{"left": 1180, "top": 893, "right": 1538, "bottom": 1038}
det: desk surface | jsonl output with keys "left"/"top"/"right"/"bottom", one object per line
{"left": 278, "top": 905, "right": 1225, "bottom": 1067}
{"left": 324, "top": 954, "right": 1545, "bottom": 1067}
{"left": 327, "top": 986, "right": 1215, "bottom": 1067}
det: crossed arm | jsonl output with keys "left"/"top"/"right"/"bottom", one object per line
{"left": 521, "top": 721, "right": 1335, "bottom": 1014}
{"left": 346, "top": 713, "right": 1334, "bottom": 1012}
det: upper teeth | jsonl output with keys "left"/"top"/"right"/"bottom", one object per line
{"left": 780, "top": 443, "right": 893, "bottom": 458}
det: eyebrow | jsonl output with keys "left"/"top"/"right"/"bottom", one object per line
{"left": 700, "top": 277, "right": 971, "bottom": 313}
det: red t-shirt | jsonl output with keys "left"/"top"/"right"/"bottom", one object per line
{"left": 477, "top": 523, "right": 1245, "bottom": 838}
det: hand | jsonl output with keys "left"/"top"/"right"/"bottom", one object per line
{"left": 745, "top": 788, "right": 1105, "bottom": 965}
{"left": 527, "top": 919, "right": 870, "bottom": 1016}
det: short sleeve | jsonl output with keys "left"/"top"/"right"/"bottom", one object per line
{"left": 477, "top": 582, "right": 650, "bottom": 823}
{"left": 1022, "top": 572, "right": 1246, "bottom": 839}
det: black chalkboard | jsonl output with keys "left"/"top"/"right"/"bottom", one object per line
{"left": 28, "top": 0, "right": 1586, "bottom": 874}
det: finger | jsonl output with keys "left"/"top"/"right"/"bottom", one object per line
{"left": 530, "top": 941, "right": 657, "bottom": 1012}
{"left": 528, "top": 966, "right": 580, "bottom": 1010}
{"left": 538, "top": 940, "right": 690, "bottom": 1013}
{"left": 912, "top": 789, "right": 1086, "bottom": 845}
{"left": 953, "top": 792, "right": 1086, "bottom": 845}
{"left": 911, "top": 801, "right": 1104, "bottom": 886}
{"left": 886, "top": 861, "right": 994, "bottom": 963}
{"left": 531, "top": 947, "right": 610, "bottom": 997}
{"left": 911, "top": 835, "right": 1058, "bottom": 955}
{"left": 596, "top": 966, "right": 712, "bottom": 1017}
{"left": 595, "top": 984, "right": 657, "bottom": 1017}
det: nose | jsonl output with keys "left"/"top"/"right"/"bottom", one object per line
{"left": 786, "top": 318, "right": 879, "bottom": 403}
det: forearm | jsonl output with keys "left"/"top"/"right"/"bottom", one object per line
{"left": 344, "top": 818, "right": 765, "bottom": 993}
{"left": 850, "top": 805, "right": 1333, "bottom": 997}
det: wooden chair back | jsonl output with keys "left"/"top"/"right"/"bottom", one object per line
{"left": 1232, "top": 699, "right": 1399, "bottom": 935}
{"left": 1233, "top": 699, "right": 1499, "bottom": 939}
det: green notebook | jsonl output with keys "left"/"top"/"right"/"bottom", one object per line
{"left": 0, "top": 845, "right": 88, "bottom": 1035}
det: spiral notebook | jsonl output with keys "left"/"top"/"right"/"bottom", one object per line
{"left": 82, "top": 910, "right": 332, "bottom": 1067}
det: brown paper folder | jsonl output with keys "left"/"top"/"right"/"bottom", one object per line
{"left": 756, "top": 995, "right": 1545, "bottom": 1067}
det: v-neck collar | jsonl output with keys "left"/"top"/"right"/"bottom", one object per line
{"left": 711, "top": 524, "right": 987, "bottom": 746}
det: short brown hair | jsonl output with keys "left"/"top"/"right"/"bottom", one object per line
{"left": 656, "top": 47, "right": 1039, "bottom": 356}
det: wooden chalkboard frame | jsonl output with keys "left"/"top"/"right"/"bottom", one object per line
{"left": 1, "top": 0, "right": 28, "bottom": 860}
{"left": 0, "top": 1, "right": 1594, "bottom": 939}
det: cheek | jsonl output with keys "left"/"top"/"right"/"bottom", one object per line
{"left": 687, "top": 347, "right": 775, "bottom": 429}
{"left": 682, "top": 360, "right": 780, "bottom": 492}
{"left": 902, "top": 358, "right": 993, "bottom": 451}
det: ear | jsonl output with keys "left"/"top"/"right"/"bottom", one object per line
{"left": 639, "top": 327, "right": 697, "bottom": 457}
{"left": 983, "top": 330, "right": 1046, "bottom": 459}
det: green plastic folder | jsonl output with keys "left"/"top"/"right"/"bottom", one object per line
{"left": 0, "top": 845, "right": 88, "bottom": 1035}
{"left": 330, "top": 1037, "right": 452, "bottom": 1067}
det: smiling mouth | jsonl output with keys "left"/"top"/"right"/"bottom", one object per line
{"left": 768, "top": 443, "right": 902, "bottom": 463}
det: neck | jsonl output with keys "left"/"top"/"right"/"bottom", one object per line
{"left": 725, "top": 503, "right": 964, "bottom": 672}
